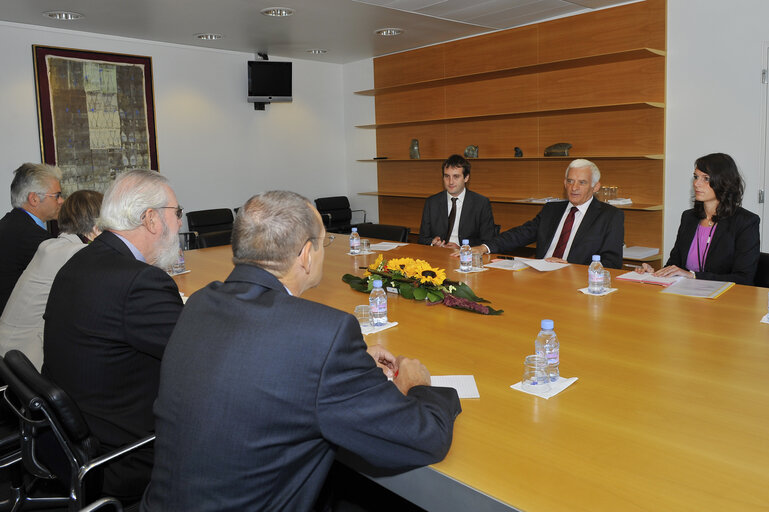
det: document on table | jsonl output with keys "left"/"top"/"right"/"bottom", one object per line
{"left": 616, "top": 271, "right": 680, "bottom": 287}
{"left": 622, "top": 246, "right": 659, "bottom": 259}
{"left": 369, "top": 242, "right": 409, "bottom": 251}
{"left": 431, "top": 375, "right": 480, "bottom": 399}
{"left": 484, "top": 259, "right": 528, "bottom": 271}
{"left": 516, "top": 257, "right": 570, "bottom": 272}
{"left": 660, "top": 278, "right": 734, "bottom": 299}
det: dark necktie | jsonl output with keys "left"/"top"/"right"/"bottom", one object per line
{"left": 445, "top": 197, "right": 458, "bottom": 242}
{"left": 552, "top": 206, "right": 578, "bottom": 259}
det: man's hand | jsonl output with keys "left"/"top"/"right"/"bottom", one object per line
{"left": 366, "top": 344, "right": 398, "bottom": 379}
{"left": 544, "top": 256, "right": 567, "bottom": 264}
{"left": 429, "top": 236, "right": 444, "bottom": 247}
{"left": 392, "top": 356, "right": 431, "bottom": 395}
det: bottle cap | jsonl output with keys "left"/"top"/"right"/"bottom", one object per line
{"left": 373, "top": 279, "right": 383, "bottom": 288}
{"left": 462, "top": 239, "right": 469, "bottom": 245}
{"left": 351, "top": 227, "right": 358, "bottom": 232}
{"left": 541, "top": 319, "right": 554, "bottom": 330}
{"left": 592, "top": 254, "right": 601, "bottom": 261}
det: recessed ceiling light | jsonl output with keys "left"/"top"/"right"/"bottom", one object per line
{"left": 306, "top": 49, "right": 327, "bottom": 55}
{"left": 260, "top": 7, "right": 295, "bottom": 17}
{"left": 195, "top": 33, "right": 223, "bottom": 41}
{"left": 375, "top": 28, "right": 403, "bottom": 36}
{"left": 43, "top": 11, "right": 84, "bottom": 21}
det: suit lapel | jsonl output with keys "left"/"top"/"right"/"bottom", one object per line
{"left": 543, "top": 201, "right": 568, "bottom": 242}
{"left": 457, "top": 191, "right": 473, "bottom": 236}
{"left": 573, "top": 200, "right": 600, "bottom": 239}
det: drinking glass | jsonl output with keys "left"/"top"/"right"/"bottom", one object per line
{"left": 472, "top": 252, "right": 483, "bottom": 270}
{"left": 354, "top": 305, "right": 371, "bottom": 328}
{"left": 600, "top": 269, "right": 611, "bottom": 292}
{"left": 361, "top": 239, "right": 371, "bottom": 253}
{"left": 521, "top": 355, "right": 550, "bottom": 393}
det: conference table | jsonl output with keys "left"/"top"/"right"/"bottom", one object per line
{"left": 173, "top": 237, "right": 769, "bottom": 512}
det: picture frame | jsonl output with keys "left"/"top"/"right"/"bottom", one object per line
{"left": 32, "top": 45, "right": 158, "bottom": 197}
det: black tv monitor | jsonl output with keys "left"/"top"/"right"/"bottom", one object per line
{"left": 248, "top": 61, "right": 292, "bottom": 103}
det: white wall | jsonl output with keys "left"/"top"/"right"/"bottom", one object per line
{"left": 0, "top": 21, "right": 351, "bottom": 229}
{"left": 666, "top": 0, "right": 768, "bottom": 255}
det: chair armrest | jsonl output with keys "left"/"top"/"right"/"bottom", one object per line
{"left": 351, "top": 209, "right": 367, "bottom": 224}
{"left": 78, "top": 434, "right": 155, "bottom": 481}
{"left": 80, "top": 497, "right": 124, "bottom": 512}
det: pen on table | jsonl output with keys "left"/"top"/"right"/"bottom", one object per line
{"left": 624, "top": 263, "right": 641, "bottom": 269}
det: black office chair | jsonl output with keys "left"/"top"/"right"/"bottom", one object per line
{"left": 0, "top": 350, "right": 154, "bottom": 511}
{"left": 314, "top": 197, "right": 367, "bottom": 234}
{"left": 355, "top": 224, "right": 410, "bottom": 243}
{"left": 755, "top": 252, "right": 769, "bottom": 287}
{"left": 185, "top": 209, "right": 234, "bottom": 248}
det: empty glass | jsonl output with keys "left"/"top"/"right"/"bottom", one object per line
{"left": 361, "top": 239, "right": 371, "bottom": 253}
{"left": 472, "top": 252, "right": 483, "bottom": 270}
{"left": 354, "top": 305, "right": 371, "bottom": 328}
{"left": 600, "top": 269, "right": 611, "bottom": 292}
{"left": 521, "top": 355, "right": 551, "bottom": 393}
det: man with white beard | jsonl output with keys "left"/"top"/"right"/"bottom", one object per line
{"left": 43, "top": 169, "right": 184, "bottom": 504}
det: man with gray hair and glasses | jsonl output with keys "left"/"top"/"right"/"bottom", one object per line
{"left": 141, "top": 190, "right": 461, "bottom": 512}
{"left": 43, "top": 169, "right": 184, "bottom": 504}
{"left": 0, "top": 163, "right": 64, "bottom": 314}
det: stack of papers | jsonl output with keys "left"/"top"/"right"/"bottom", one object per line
{"left": 608, "top": 198, "right": 633, "bottom": 206}
{"left": 616, "top": 271, "right": 679, "bottom": 287}
{"left": 622, "top": 246, "right": 659, "bottom": 259}
{"left": 661, "top": 279, "right": 734, "bottom": 299}
{"left": 368, "top": 242, "right": 408, "bottom": 251}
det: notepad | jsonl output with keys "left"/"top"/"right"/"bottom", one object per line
{"left": 660, "top": 279, "right": 734, "bottom": 299}
{"left": 616, "top": 271, "right": 679, "bottom": 287}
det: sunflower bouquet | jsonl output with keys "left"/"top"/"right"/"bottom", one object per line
{"left": 342, "top": 254, "right": 503, "bottom": 315}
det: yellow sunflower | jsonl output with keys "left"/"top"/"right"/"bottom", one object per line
{"left": 386, "top": 257, "right": 416, "bottom": 277}
{"left": 413, "top": 260, "right": 447, "bottom": 286}
{"left": 365, "top": 254, "right": 384, "bottom": 276}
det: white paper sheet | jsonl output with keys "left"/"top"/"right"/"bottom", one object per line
{"left": 515, "top": 257, "right": 570, "bottom": 272}
{"left": 484, "top": 259, "right": 528, "bottom": 271}
{"left": 511, "top": 376, "right": 578, "bottom": 399}
{"left": 368, "top": 242, "right": 409, "bottom": 251}
{"left": 431, "top": 375, "right": 480, "bottom": 399}
{"left": 360, "top": 321, "right": 398, "bottom": 335}
{"left": 616, "top": 271, "right": 679, "bottom": 287}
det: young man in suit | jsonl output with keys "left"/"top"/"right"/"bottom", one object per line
{"left": 471, "top": 159, "right": 625, "bottom": 269}
{"left": 141, "top": 191, "right": 461, "bottom": 512}
{"left": 418, "top": 154, "right": 496, "bottom": 248}
{"left": 0, "top": 163, "right": 63, "bottom": 315}
{"left": 43, "top": 170, "right": 184, "bottom": 503}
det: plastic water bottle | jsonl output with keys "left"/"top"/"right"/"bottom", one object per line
{"left": 459, "top": 239, "right": 472, "bottom": 272}
{"left": 369, "top": 279, "right": 388, "bottom": 326}
{"left": 588, "top": 254, "right": 604, "bottom": 294}
{"left": 534, "top": 319, "right": 559, "bottom": 382}
{"left": 349, "top": 227, "right": 360, "bottom": 255}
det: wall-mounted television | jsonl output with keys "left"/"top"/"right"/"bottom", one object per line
{"left": 248, "top": 61, "right": 292, "bottom": 103}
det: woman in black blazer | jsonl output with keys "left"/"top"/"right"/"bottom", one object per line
{"left": 641, "top": 153, "right": 760, "bottom": 285}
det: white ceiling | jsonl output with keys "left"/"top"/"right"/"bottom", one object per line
{"left": 0, "top": 0, "right": 637, "bottom": 64}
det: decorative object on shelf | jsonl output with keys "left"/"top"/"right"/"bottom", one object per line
{"left": 514, "top": 147, "right": 523, "bottom": 157}
{"left": 464, "top": 145, "right": 478, "bottom": 158}
{"left": 342, "top": 254, "right": 503, "bottom": 315}
{"left": 544, "top": 142, "right": 572, "bottom": 157}
{"left": 409, "top": 139, "right": 420, "bottom": 159}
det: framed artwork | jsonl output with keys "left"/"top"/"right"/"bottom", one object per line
{"left": 33, "top": 45, "right": 158, "bottom": 197}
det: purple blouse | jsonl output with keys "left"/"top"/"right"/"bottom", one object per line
{"left": 685, "top": 223, "right": 717, "bottom": 272}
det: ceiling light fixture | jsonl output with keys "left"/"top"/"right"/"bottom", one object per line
{"left": 375, "top": 28, "right": 403, "bottom": 36}
{"left": 195, "top": 33, "right": 223, "bottom": 40}
{"left": 306, "top": 49, "right": 327, "bottom": 55}
{"left": 43, "top": 11, "right": 84, "bottom": 21}
{"left": 260, "top": 7, "right": 295, "bottom": 17}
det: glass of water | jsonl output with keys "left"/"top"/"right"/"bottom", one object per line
{"left": 521, "top": 355, "right": 550, "bottom": 393}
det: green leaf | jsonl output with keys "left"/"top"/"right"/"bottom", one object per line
{"left": 342, "top": 274, "right": 369, "bottom": 293}
{"left": 426, "top": 290, "right": 444, "bottom": 303}
{"left": 399, "top": 282, "right": 415, "bottom": 299}
{"left": 413, "top": 286, "right": 427, "bottom": 301}
{"left": 451, "top": 281, "right": 489, "bottom": 302}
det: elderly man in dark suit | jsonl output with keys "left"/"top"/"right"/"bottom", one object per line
{"left": 471, "top": 159, "right": 624, "bottom": 269}
{"left": 418, "top": 154, "right": 496, "bottom": 248}
{"left": 43, "top": 169, "right": 184, "bottom": 503}
{"left": 141, "top": 191, "right": 461, "bottom": 512}
{"left": 0, "top": 163, "right": 63, "bottom": 314}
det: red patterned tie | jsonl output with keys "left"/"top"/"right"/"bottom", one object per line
{"left": 552, "top": 206, "right": 577, "bottom": 259}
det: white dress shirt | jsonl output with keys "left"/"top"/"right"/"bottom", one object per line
{"left": 446, "top": 188, "right": 466, "bottom": 246}
{"left": 544, "top": 196, "right": 594, "bottom": 259}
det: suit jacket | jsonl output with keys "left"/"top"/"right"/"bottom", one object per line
{"left": 43, "top": 230, "right": 183, "bottom": 501}
{"left": 0, "top": 208, "right": 52, "bottom": 315}
{"left": 418, "top": 189, "right": 496, "bottom": 246}
{"left": 0, "top": 233, "right": 85, "bottom": 369}
{"left": 486, "top": 199, "right": 625, "bottom": 269}
{"left": 141, "top": 264, "right": 461, "bottom": 512}
{"left": 666, "top": 207, "right": 760, "bottom": 285}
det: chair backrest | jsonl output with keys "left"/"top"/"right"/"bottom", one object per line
{"left": 355, "top": 223, "right": 410, "bottom": 243}
{"left": 756, "top": 252, "right": 769, "bottom": 287}
{"left": 185, "top": 209, "right": 234, "bottom": 235}
{"left": 314, "top": 196, "right": 353, "bottom": 231}
{"left": 197, "top": 230, "right": 232, "bottom": 249}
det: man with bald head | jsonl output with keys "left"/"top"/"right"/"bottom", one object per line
{"left": 142, "top": 190, "right": 461, "bottom": 512}
{"left": 469, "top": 159, "right": 624, "bottom": 268}
{"left": 0, "top": 163, "right": 63, "bottom": 314}
{"left": 44, "top": 169, "right": 184, "bottom": 503}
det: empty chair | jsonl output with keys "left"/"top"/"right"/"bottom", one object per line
{"left": 314, "top": 197, "right": 366, "bottom": 234}
{"left": 0, "top": 350, "right": 155, "bottom": 511}
{"left": 355, "top": 223, "right": 410, "bottom": 243}
{"left": 185, "top": 208, "right": 234, "bottom": 248}
{"left": 755, "top": 252, "right": 769, "bottom": 287}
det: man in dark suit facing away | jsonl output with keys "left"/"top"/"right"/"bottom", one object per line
{"left": 418, "top": 154, "right": 496, "bottom": 248}
{"left": 0, "top": 163, "right": 63, "bottom": 315}
{"left": 141, "top": 191, "right": 461, "bottom": 512}
{"left": 470, "top": 158, "right": 625, "bottom": 269}
{"left": 43, "top": 169, "right": 184, "bottom": 502}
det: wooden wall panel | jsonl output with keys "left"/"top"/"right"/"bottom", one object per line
{"left": 538, "top": 0, "right": 666, "bottom": 62}
{"left": 445, "top": 74, "right": 539, "bottom": 118}
{"left": 537, "top": 57, "right": 665, "bottom": 110}
{"left": 444, "top": 118, "right": 539, "bottom": 158}
{"left": 376, "top": 124, "right": 448, "bottom": 159}
{"left": 491, "top": 203, "right": 547, "bottom": 231}
{"left": 376, "top": 162, "right": 442, "bottom": 195}
{"left": 623, "top": 210, "right": 663, "bottom": 248}
{"left": 373, "top": 45, "right": 445, "bottom": 88}
{"left": 378, "top": 197, "right": 426, "bottom": 231}
{"left": 468, "top": 161, "right": 540, "bottom": 199}
{"left": 595, "top": 160, "right": 664, "bottom": 205}
{"left": 375, "top": 87, "right": 445, "bottom": 124}
{"left": 444, "top": 25, "right": 538, "bottom": 76}
{"left": 539, "top": 108, "right": 664, "bottom": 155}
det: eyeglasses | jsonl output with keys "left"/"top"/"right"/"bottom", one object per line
{"left": 298, "top": 235, "right": 335, "bottom": 255}
{"left": 39, "top": 192, "right": 62, "bottom": 200}
{"left": 159, "top": 205, "right": 184, "bottom": 219}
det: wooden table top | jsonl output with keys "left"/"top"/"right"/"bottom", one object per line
{"left": 173, "top": 237, "right": 769, "bottom": 512}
